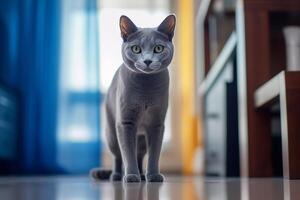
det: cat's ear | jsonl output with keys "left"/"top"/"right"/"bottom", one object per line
{"left": 119, "top": 15, "right": 138, "bottom": 42}
{"left": 157, "top": 14, "right": 176, "bottom": 41}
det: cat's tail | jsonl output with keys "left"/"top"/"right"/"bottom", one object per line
{"left": 90, "top": 168, "right": 112, "bottom": 180}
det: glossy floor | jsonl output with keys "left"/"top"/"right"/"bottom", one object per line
{"left": 0, "top": 176, "right": 299, "bottom": 200}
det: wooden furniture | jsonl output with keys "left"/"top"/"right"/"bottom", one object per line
{"left": 236, "top": 0, "right": 300, "bottom": 178}
{"left": 254, "top": 71, "right": 300, "bottom": 179}
{"left": 197, "top": 0, "right": 300, "bottom": 179}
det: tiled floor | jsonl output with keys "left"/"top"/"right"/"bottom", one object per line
{"left": 0, "top": 176, "right": 299, "bottom": 200}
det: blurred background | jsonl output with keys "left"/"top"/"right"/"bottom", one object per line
{"left": 0, "top": 0, "right": 300, "bottom": 180}
{"left": 0, "top": 0, "right": 199, "bottom": 175}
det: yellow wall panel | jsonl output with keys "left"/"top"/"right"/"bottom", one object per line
{"left": 177, "top": 0, "right": 199, "bottom": 174}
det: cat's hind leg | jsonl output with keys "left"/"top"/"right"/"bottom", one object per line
{"left": 137, "top": 134, "right": 147, "bottom": 181}
{"left": 110, "top": 157, "right": 123, "bottom": 181}
{"left": 107, "top": 133, "right": 123, "bottom": 181}
{"left": 105, "top": 114, "right": 123, "bottom": 181}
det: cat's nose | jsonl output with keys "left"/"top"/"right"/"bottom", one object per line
{"left": 144, "top": 60, "right": 152, "bottom": 66}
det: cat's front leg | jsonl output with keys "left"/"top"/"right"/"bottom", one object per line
{"left": 116, "top": 121, "right": 141, "bottom": 182}
{"left": 146, "top": 124, "right": 165, "bottom": 182}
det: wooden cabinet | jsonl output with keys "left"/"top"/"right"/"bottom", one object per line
{"left": 197, "top": 0, "right": 300, "bottom": 179}
{"left": 236, "top": 0, "right": 300, "bottom": 178}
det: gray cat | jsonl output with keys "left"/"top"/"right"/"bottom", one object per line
{"left": 90, "top": 14, "right": 176, "bottom": 183}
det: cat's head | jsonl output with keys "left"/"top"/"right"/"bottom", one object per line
{"left": 119, "top": 14, "right": 176, "bottom": 74}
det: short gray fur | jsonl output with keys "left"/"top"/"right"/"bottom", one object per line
{"left": 91, "top": 14, "right": 176, "bottom": 183}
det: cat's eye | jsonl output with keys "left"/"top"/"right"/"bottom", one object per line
{"left": 131, "top": 45, "right": 141, "bottom": 54}
{"left": 154, "top": 45, "right": 164, "bottom": 53}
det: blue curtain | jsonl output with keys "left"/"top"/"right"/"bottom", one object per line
{"left": 56, "top": 0, "right": 101, "bottom": 174}
{"left": 0, "top": 0, "right": 101, "bottom": 174}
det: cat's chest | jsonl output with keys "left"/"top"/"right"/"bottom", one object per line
{"left": 136, "top": 92, "right": 159, "bottom": 105}
{"left": 121, "top": 90, "right": 165, "bottom": 107}
{"left": 117, "top": 83, "right": 167, "bottom": 106}
{"left": 116, "top": 86, "right": 168, "bottom": 127}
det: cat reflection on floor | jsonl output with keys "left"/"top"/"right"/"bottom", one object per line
{"left": 111, "top": 182, "right": 161, "bottom": 200}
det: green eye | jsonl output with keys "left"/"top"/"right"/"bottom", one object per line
{"left": 154, "top": 45, "right": 164, "bottom": 53}
{"left": 131, "top": 45, "right": 141, "bottom": 54}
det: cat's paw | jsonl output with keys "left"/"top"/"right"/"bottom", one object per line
{"left": 110, "top": 172, "right": 122, "bottom": 181}
{"left": 123, "top": 174, "right": 141, "bottom": 183}
{"left": 146, "top": 173, "right": 164, "bottom": 182}
{"left": 140, "top": 174, "right": 146, "bottom": 181}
